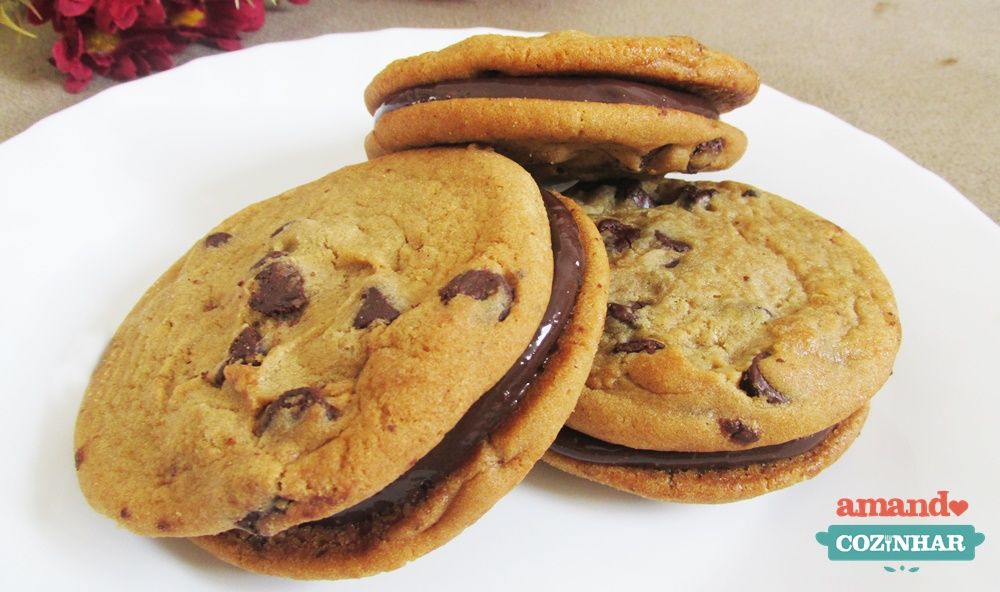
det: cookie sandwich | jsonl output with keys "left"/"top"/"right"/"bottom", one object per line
{"left": 364, "top": 31, "right": 759, "bottom": 180}
{"left": 74, "top": 147, "right": 609, "bottom": 578}
{"left": 544, "top": 179, "right": 900, "bottom": 502}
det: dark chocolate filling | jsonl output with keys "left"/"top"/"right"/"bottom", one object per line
{"left": 550, "top": 425, "right": 835, "bottom": 471}
{"left": 374, "top": 76, "right": 720, "bottom": 121}
{"left": 299, "top": 190, "right": 585, "bottom": 531}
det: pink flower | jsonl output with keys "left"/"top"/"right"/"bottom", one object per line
{"left": 56, "top": 0, "right": 94, "bottom": 18}
{"left": 94, "top": 0, "right": 143, "bottom": 31}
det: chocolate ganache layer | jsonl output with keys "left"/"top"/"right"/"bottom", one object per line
{"left": 550, "top": 425, "right": 836, "bottom": 471}
{"left": 254, "top": 191, "right": 585, "bottom": 535}
{"left": 374, "top": 76, "right": 720, "bottom": 121}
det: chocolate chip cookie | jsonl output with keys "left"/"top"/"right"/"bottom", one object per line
{"left": 544, "top": 179, "right": 900, "bottom": 502}
{"left": 364, "top": 31, "right": 758, "bottom": 180}
{"left": 74, "top": 147, "right": 609, "bottom": 577}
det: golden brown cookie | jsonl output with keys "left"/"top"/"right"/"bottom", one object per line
{"left": 74, "top": 147, "right": 609, "bottom": 578}
{"left": 192, "top": 189, "right": 609, "bottom": 579}
{"left": 546, "top": 406, "right": 870, "bottom": 503}
{"left": 543, "top": 178, "right": 901, "bottom": 502}
{"left": 364, "top": 31, "right": 759, "bottom": 180}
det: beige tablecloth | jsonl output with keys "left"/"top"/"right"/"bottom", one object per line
{"left": 2, "top": 0, "right": 997, "bottom": 223}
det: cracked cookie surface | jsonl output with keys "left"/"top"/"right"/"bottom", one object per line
{"left": 74, "top": 147, "right": 555, "bottom": 538}
{"left": 565, "top": 179, "right": 901, "bottom": 451}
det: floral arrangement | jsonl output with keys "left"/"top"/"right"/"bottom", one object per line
{"left": 1, "top": 0, "right": 308, "bottom": 92}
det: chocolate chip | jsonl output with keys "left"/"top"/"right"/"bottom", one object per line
{"left": 687, "top": 138, "right": 724, "bottom": 173}
{"left": 120, "top": 507, "right": 131, "bottom": 519}
{"left": 156, "top": 519, "right": 172, "bottom": 532}
{"left": 607, "top": 302, "right": 646, "bottom": 326}
{"left": 677, "top": 185, "right": 718, "bottom": 210}
{"left": 204, "top": 232, "right": 232, "bottom": 248}
{"left": 664, "top": 258, "right": 681, "bottom": 269}
{"left": 718, "top": 418, "right": 760, "bottom": 445}
{"left": 607, "top": 302, "right": 637, "bottom": 325}
{"left": 654, "top": 230, "right": 691, "bottom": 253}
{"left": 249, "top": 262, "right": 308, "bottom": 319}
{"left": 74, "top": 447, "right": 85, "bottom": 469}
{"left": 235, "top": 497, "right": 292, "bottom": 535}
{"left": 251, "top": 250, "right": 286, "bottom": 270}
{"left": 596, "top": 218, "right": 641, "bottom": 252}
{"left": 209, "top": 326, "right": 268, "bottom": 387}
{"left": 693, "top": 138, "right": 724, "bottom": 157}
{"left": 616, "top": 180, "right": 654, "bottom": 209}
{"left": 612, "top": 339, "right": 665, "bottom": 354}
{"left": 253, "top": 387, "right": 339, "bottom": 437}
{"left": 235, "top": 512, "right": 264, "bottom": 534}
{"left": 742, "top": 189, "right": 758, "bottom": 197}
{"left": 229, "top": 326, "right": 265, "bottom": 363}
{"left": 656, "top": 183, "right": 716, "bottom": 210}
{"left": 739, "top": 352, "right": 789, "bottom": 404}
{"left": 439, "top": 270, "right": 514, "bottom": 320}
{"left": 353, "top": 287, "right": 401, "bottom": 329}
{"left": 270, "top": 221, "right": 295, "bottom": 237}
{"left": 640, "top": 145, "right": 672, "bottom": 170}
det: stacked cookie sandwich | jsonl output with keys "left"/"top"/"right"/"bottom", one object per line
{"left": 74, "top": 31, "right": 900, "bottom": 580}
{"left": 363, "top": 31, "right": 899, "bottom": 504}
{"left": 75, "top": 149, "right": 610, "bottom": 578}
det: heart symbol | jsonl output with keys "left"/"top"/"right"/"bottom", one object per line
{"left": 949, "top": 500, "right": 969, "bottom": 516}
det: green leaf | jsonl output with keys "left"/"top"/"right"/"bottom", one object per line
{"left": 0, "top": 2, "right": 37, "bottom": 38}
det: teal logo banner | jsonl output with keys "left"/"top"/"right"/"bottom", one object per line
{"left": 815, "top": 525, "right": 985, "bottom": 561}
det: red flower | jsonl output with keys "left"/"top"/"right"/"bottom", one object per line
{"left": 169, "top": 0, "right": 266, "bottom": 50}
{"left": 51, "top": 23, "right": 92, "bottom": 91}
{"left": 87, "top": 29, "right": 177, "bottom": 80}
{"left": 26, "top": 0, "right": 310, "bottom": 92}
{"left": 50, "top": 20, "right": 179, "bottom": 92}
{"left": 93, "top": 0, "right": 158, "bottom": 32}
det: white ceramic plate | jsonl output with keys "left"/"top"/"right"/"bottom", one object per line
{"left": 1, "top": 28, "right": 997, "bottom": 591}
